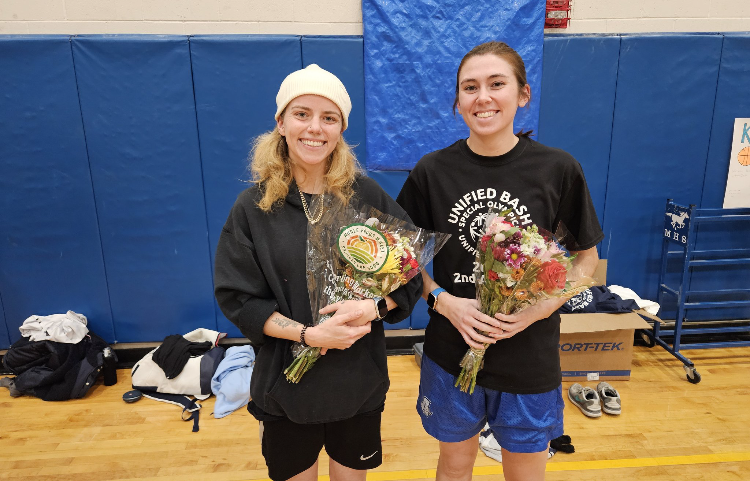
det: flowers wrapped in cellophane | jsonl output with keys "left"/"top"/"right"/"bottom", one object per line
{"left": 284, "top": 195, "right": 450, "bottom": 383}
{"left": 455, "top": 208, "right": 596, "bottom": 394}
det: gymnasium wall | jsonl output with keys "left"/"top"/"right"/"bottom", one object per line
{"left": 1, "top": 0, "right": 749, "bottom": 35}
{"left": 1, "top": 33, "right": 748, "bottom": 346}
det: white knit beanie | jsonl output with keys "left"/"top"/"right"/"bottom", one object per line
{"left": 275, "top": 64, "right": 352, "bottom": 131}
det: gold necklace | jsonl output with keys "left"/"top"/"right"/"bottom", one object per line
{"left": 299, "top": 190, "right": 324, "bottom": 224}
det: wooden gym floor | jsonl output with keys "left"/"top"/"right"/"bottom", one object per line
{"left": 1, "top": 345, "right": 749, "bottom": 481}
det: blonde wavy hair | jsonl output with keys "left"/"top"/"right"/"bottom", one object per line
{"left": 250, "top": 127, "right": 363, "bottom": 212}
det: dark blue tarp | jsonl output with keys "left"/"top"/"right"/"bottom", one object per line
{"left": 362, "top": 0, "right": 546, "bottom": 170}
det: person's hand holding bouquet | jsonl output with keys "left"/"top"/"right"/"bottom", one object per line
{"left": 455, "top": 209, "right": 596, "bottom": 394}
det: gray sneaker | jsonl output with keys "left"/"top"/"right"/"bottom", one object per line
{"left": 596, "top": 382, "right": 621, "bottom": 415}
{"left": 568, "top": 383, "right": 601, "bottom": 418}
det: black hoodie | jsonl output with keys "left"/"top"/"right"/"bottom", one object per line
{"left": 214, "top": 176, "right": 422, "bottom": 424}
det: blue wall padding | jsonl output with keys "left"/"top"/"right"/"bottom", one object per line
{"left": 0, "top": 295, "right": 10, "bottom": 349}
{"left": 0, "top": 36, "right": 115, "bottom": 346}
{"left": 302, "top": 36, "right": 368, "bottom": 168}
{"left": 367, "top": 171, "right": 411, "bottom": 328}
{"left": 4, "top": 33, "right": 750, "bottom": 342}
{"left": 190, "top": 35, "right": 302, "bottom": 336}
{"left": 362, "top": 0, "right": 546, "bottom": 170}
{"left": 603, "top": 35, "right": 723, "bottom": 301}
{"left": 538, "top": 35, "right": 620, "bottom": 231}
{"left": 702, "top": 34, "right": 750, "bottom": 209}
{"left": 71, "top": 36, "right": 216, "bottom": 342}
{"left": 683, "top": 34, "right": 750, "bottom": 320}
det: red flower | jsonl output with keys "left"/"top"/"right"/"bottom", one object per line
{"left": 487, "top": 270, "right": 499, "bottom": 282}
{"left": 492, "top": 245, "right": 505, "bottom": 261}
{"left": 480, "top": 235, "right": 491, "bottom": 252}
{"left": 538, "top": 259, "right": 567, "bottom": 293}
{"left": 409, "top": 258, "right": 419, "bottom": 269}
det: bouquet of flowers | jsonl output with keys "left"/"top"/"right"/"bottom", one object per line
{"left": 284, "top": 196, "right": 450, "bottom": 383}
{"left": 455, "top": 208, "right": 596, "bottom": 394}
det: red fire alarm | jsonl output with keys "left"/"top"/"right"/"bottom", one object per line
{"left": 545, "top": 0, "right": 571, "bottom": 28}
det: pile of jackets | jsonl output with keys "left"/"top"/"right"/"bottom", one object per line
{"left": 2, "top": 312, "right": 117, "bottom": 401}
{"left": 130, "top": 328, "right": 255, "bottom": 429}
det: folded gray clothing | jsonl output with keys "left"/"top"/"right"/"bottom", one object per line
{"left": 0, "top": 377, "right": 22, "bottom": 397}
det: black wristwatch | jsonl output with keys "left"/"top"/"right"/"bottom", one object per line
{"left": 427, "top": 287, "right": 446, "bottom": 311}
{"left": 373, "top": 296, "right": 388, "bottom": 320}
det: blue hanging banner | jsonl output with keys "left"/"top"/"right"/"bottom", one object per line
{"left": 362, "top": 0, "right": 545, "bottom": 170}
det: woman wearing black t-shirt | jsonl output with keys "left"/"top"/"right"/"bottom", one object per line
{"left": 397, "top": 42, "right": 603, "bottom": 481}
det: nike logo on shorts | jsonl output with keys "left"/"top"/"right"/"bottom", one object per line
{"left": 360, "top": 451, "right": 378, "bottom": 460}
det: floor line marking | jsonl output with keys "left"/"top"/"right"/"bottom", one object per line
{"left": 246, "top": 451, "right": 750, "bottom": 480}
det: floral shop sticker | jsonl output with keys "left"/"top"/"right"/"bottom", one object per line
{"left": 337, "top": 224, "right": 389, "bottom": 273}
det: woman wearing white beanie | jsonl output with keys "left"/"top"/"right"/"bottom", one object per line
{"left": 214, "top": 64, "right": 423, "bottom": 481}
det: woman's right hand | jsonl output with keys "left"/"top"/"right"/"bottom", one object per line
{"left": 435, "top": 293, "right": 505, "bottom": 350}
{"left": 306, "top": 308, "right": 371, "bottom": 355}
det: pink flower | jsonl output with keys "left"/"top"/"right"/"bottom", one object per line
{"left": 540, "top": 241, "right": 564, "bottom": 262}
{"left": 487, "top": 216, "right": 513, "bottom": 235}
{"left": 504, "top": 244, "right": 525, "bottom": 269}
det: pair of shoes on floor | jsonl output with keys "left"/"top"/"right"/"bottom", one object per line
{"left": 568, "top": 382, "right": 621, "bottom": 418}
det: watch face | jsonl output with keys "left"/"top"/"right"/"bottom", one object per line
{"left": 427, "top": 293, "right": 436, "bottom": 309}
{"left": 377, "top": 297, "right": 388, "bottom": 318}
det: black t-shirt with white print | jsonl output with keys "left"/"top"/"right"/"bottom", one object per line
{"left": 397, "top": 136, "right": 604, "bottom": 394}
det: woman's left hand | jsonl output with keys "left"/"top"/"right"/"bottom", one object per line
{"left": 319, "top": 299, "right": 377, "bottom": 328}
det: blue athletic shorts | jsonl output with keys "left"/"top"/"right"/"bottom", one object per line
{"left": 417, "top": 355, "right": 564, "bottom": 453}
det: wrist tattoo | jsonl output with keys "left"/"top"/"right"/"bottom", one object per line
{"left": 272, "top": 317, "right": 298, "bottom": 329}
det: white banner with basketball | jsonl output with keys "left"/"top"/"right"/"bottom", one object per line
{"left": 724, "top": 118, "right": 750, "bottom": 208}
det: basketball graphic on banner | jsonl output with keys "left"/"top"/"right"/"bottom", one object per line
{"left": 738, "top": 146, "right": 750, "bottom": 166}
{"left": 337, "top": 224, "right": 389, "bottom": 273}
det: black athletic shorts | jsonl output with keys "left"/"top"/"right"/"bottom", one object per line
{"left": 261, "top": 410, "right": 383, "bottom": 481}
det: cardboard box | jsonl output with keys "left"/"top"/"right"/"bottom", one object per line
{"left": 559, "top": 260, "right": 651, "bottom": 381}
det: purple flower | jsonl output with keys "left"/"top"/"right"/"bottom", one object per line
{"left": 504, "top": 244, "right": 525, "bottom": 269}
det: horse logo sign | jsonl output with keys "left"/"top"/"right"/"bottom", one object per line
{"left": 664, "top": 203, "right": 691, "bottom": 245}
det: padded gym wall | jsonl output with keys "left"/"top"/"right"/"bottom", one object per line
{"left": 0, "top": 36, "right": 115, "bottom": 346}
{"left": 0, "top": 294, "right": 9, "bottom": 349}
{"left": 687, "top": 33, "right": 750, "bottom": 321}
{"left": 71, "top": 36, "right": 216, "bottom": 342}
{"left": 537, "top": 35, "right": 620, "bottom": 233}
{"left": 301, "top": 36, "right": 367, "bottom": 168}
{"left": 2, "top": 33, "right": 749, "bottom": 346}
{"left": 190, "top": 35, "right": 302, "bottom": 337}
{"left": 602, "top": 34, "right": 723, "bottom": 301}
